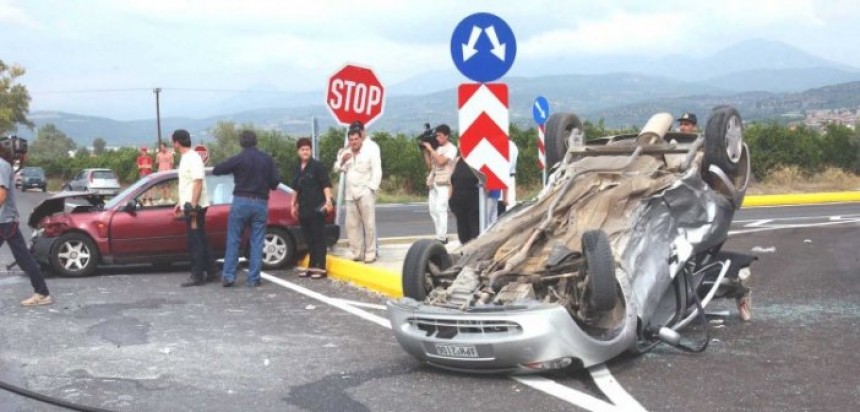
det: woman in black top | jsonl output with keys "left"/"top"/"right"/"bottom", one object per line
{"left": 448, "top": 156, "right": 481, "bottom": 245}
{"left": 291, "top": 138, "right": 333, "bottom": 278}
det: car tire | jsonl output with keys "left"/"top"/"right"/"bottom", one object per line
{"left": 581, "top": 230, "right": 617, "bottom": 312}
{"left": 402, "top": 239, "right": 452, "bottom": 301}
{"left": 42, "top": 185, "right": 47, "bottom": 193}
{"left": 544, "top": 112, "right": 584, "bottom": 171}
{"left": 260, "top": 227, "right": 296, "bottom": 270}
{"left": 62, "top": 184, "right": 71, "bottom": 191}
{"left": 50, "top": 232, "right": 99, "bottom": 277}
{"left": 702, "top": 106, "right": 744, "bottom": 181}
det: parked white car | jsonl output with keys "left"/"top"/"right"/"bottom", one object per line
{"left": 62, "top": 168, "right": 121, "bottom": 195}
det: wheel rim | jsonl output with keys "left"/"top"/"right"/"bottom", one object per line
{"left": 57, "top": 239, "right": 92, "bottom": 272}
{"left": 725, "top": 115, "right": 743, "bottom": 164}
{"left": 262, "top": 233, "right": 287, "bottom": 265}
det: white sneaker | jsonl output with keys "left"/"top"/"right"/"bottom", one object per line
{"left": 21, "top": 293, "right": 54, "bottom": 306}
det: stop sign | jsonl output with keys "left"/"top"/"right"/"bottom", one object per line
{"left": 326, "top": 64, "right": 385, "bottom": 127}
{"left": 194, "top": 144, "right": 209, "bottom": 164}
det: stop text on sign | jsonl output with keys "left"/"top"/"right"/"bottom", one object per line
{"left": 327, "top": 80, "right": 383, "bottom": 117}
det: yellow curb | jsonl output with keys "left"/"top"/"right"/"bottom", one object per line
{"left": 743, "top": 191, "right": 860, "bottom": 207}
{"left": 299, "top": 255, "right": 403, "bottom": 298}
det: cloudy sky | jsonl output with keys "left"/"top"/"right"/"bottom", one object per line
{"left": 3, "top": 0, "right": 859, "bottom": 120}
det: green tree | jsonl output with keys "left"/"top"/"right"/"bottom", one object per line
{"left": 93, "top": 137, "right": 107, "bottom": 155}
{"left": 74, "top": 146, "right": 90, "bottom": 158}
{"left": 0, "top": 60, "right": 33, "bottom": 134}
{"left": 29, "top": 124, "right": 77, "bottom": 175}
{"left": 820, "top": 124, "right": 857, "bottom": 171}
{"left": 208, "top": 121, "right": 243, "bottom": 163}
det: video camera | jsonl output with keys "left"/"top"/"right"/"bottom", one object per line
{"left": 416, "top": 123, "right": 438, "bottom": 150}
{"left": 0, "top": 135, "right": 28, "bottom": 171}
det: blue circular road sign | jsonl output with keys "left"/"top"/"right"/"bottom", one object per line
{"left": 532, "top": 96, "right": 550, "bottom": 125}
{"left": 450, "top": 12, "right": 517, "bottom": 83}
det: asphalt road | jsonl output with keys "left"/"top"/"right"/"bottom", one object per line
{"left": 1, "top": 190, "right": 858, "bottom": 411}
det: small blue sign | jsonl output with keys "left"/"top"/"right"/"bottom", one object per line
{"left": 450, "top": 12, "right": 517, "bottom": 83}
{"left": 532, "top": 96, "right": 550, "bottom": 125}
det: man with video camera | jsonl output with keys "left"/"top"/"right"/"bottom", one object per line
{"left": 0, "top": 136, "right": 53, "bottom": 306}
{"left": 421, "top": 124, "right": 458, "bottom": 244}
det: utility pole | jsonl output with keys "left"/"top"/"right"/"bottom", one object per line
{"left": 153, "top": 88, "right": 163, "bottom": 148}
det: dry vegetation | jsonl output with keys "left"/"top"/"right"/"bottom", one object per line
{"left": 746, "top": 167, "right": 860, "bottom": 195}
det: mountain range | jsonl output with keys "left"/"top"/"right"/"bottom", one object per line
{"left": 14, "top": 38, "right": 860, "bottom": 146}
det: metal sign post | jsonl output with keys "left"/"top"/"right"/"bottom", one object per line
{"left": 533, "top": 96, "right": 550, "bottom": 187}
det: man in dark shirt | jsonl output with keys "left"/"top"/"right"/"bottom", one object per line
{"left": 212, "top": 130, "right": 281, "bottom": 287}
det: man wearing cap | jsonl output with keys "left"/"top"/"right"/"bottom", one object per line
{"left": 334, "top": 124, "right": 382, "bottom": 262}
{"left": 677, "top": 113, "right": 698, "bottom": 134}
{"left": 422, "top": 124, "right": 458, "bottom": 244}
{"left": 137, "top": 146, "right": 154, "bottom": 178}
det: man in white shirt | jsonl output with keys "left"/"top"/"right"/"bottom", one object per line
{"left": 422, "top": 124, "right": 458, "bottom": 243}
{"left": 172, "top": 129, "right": 218, "bottom": 287}
{"left": 335, "top": 123, "right": 382, "bottom": 262}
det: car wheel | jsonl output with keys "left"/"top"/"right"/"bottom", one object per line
{"left": 261, "top": 227, "right": 296, "bottom": 270}
{"left": 581, "top": 230, "right": 617, "bottom": 312}
{"left": 544, "top": 112, "right": 584, "bottom": 171}
{"left": 51, "top": 233, "right": 99, "bottom": 277}
{"left": 402, "top": 239, "right": 452, "bottom": 301}
{"left": 42, "top": 185, "right": 47, "bottom": 193}
{"left": 702, "top": 106, "right": 744, "bottom": 181}
{"left": 62, "top": 184, "right": 71, "bottom": 191}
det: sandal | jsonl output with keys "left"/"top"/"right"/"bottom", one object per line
{"left": 309, "top": 268, "right": 327, "bottom": 279}
{"left": 296, "top": 268, "right": 310, "bottom": 278}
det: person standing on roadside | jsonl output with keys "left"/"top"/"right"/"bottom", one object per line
{"left": 0, "top": 143, "right": 52, "bottom": 306}
{"left": 156, "top": 142, "right": 175, "bottom": 200}
{"left": 213, "top": 130, "right": 281, "bottom": 288}
{"left": 292, "top": 138, "right": 333, "bottom": 278}
{"left": 449, "top": 155, "right": 482, "bottom": 244}
{"left": 156, "top": 142, "right": 174, "bottom": 172}
{"left": 422, "top": 124, "right": 458, "bottom": 244}
{"left": 333, "top": 124, "right": 381, "bottom": 263}
{"left": 137, "top": 146, "right": 153, "bottom": 178}
{"left": 172, "top": 129, "right": 218, "bottom": 287}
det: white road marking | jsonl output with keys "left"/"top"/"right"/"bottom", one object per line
{"left": 588, "top": 364, "right": 648, "bottom": 411}
{"left": 744, "top": 219, "right": 772, "bottom": 228}
{"left": 513, "top": 376, "right": 623, "bottom": 412}
{"left": 260, "top": 272, "right": 641, "bottom": 412}
{"left": 729, "top": 219, "right": 860, "bottom": 236}
{"left": 333, "top": 298, "right": 388, "bottom": 311}
{"left": 261, "top": 273, "right": 390, "bottom": 328}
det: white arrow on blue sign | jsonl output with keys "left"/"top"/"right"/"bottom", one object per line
{"left": 532, "top": 96, "right": 550, "bottom": 125}
{"left": 450, "top": 12, "right": 517, "bottom": 83}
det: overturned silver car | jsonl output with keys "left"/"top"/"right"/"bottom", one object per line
{"left": 387, "top": 106, "right": 754, "bottom": 373}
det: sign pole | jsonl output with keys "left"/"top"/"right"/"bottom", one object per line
{"left": 532, "top": 96, "right": 550, "bottom": 188}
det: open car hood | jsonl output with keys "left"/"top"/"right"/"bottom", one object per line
{"left": 28, "top": 191, "right": 109, "bottom": 228}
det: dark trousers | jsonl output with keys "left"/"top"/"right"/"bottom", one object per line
{"left": 0, "top": 222, "right": 49, "bottom": 296}
{"left": 299, "top": 214, "right": 326, "bottom": 270}
{"left": 185, "top": 207, "right": 217, "bottom": 280}
{"left": 451, "top": 206, "right": 480, "bottom": 245}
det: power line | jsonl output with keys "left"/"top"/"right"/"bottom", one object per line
{"left": 31, "top": 87, "right": 301, "bottom": 95}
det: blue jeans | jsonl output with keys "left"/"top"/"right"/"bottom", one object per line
{"left": 222, "top": 196, "right": 268, "bottom": 286}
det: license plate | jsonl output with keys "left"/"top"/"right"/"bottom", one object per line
{"left": 433, "top": 343, "right": 478, "bottom": 358}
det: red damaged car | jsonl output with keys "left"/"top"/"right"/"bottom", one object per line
{"left": 28, "top": 169, "right": 339, "bottom": 277}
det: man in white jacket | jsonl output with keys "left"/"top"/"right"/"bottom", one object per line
{"left": 334, "top": 124, "right": 382, "bottom": 262}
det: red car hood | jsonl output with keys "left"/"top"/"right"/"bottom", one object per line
{"left": 28, "top": 191, "right": 109, "bottom": 228}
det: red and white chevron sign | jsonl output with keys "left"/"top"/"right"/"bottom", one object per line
{"left": 458, "top": 83, "right": 509, "bottom": 190}
{"left": 537, "top": 124, "right": 545, "bottom": 170}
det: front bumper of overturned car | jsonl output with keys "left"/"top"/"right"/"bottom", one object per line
{"left": 386, "top": 298, "right": 637, "bottom": 374}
